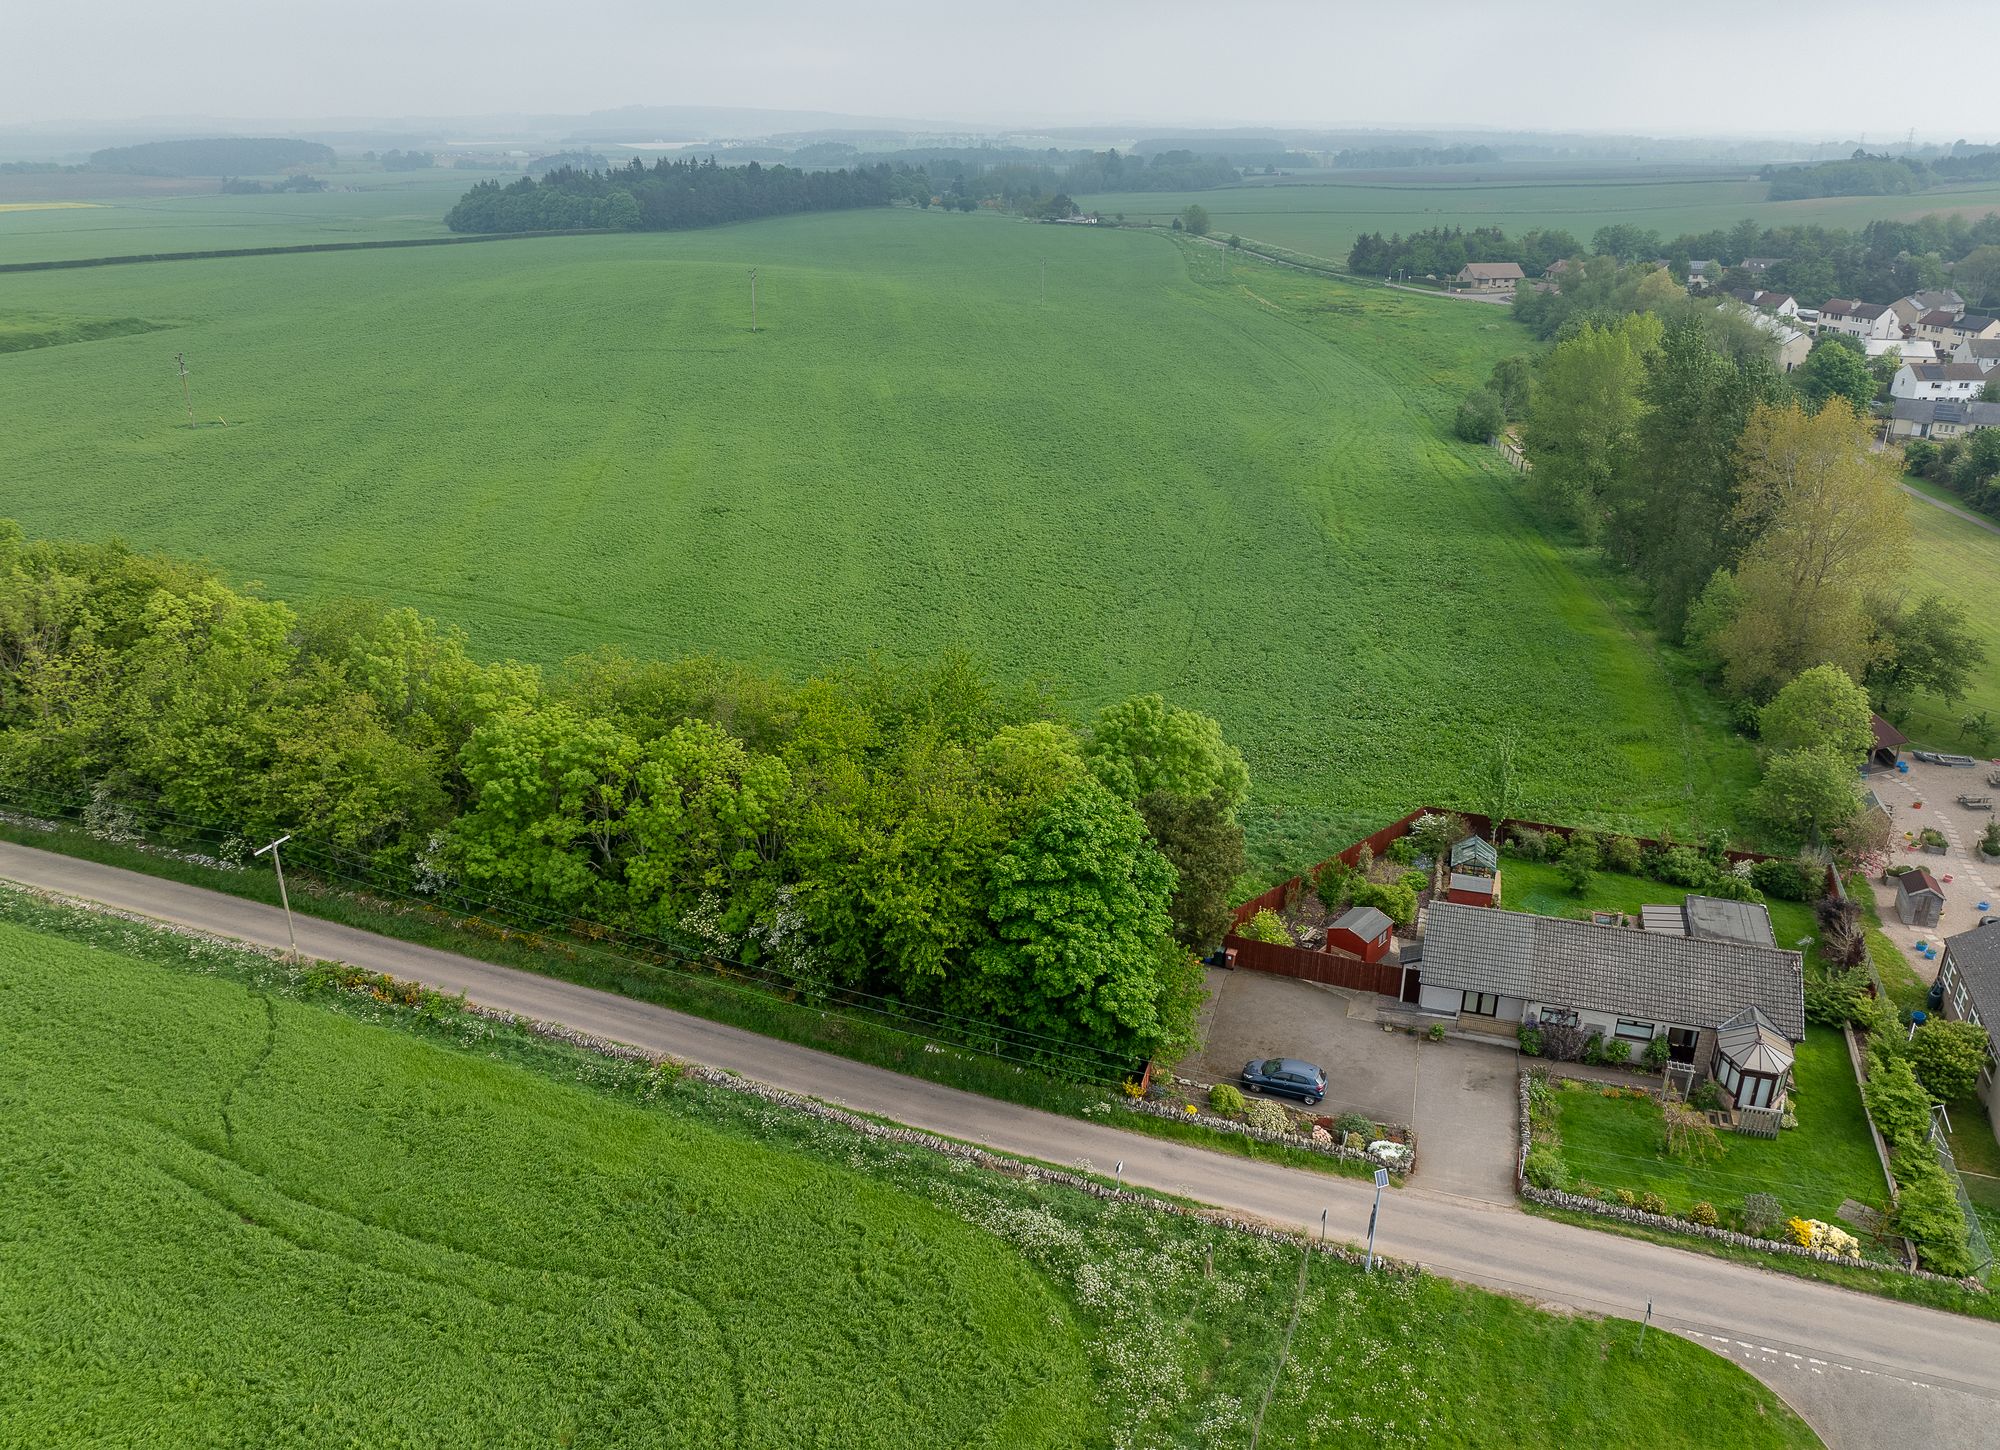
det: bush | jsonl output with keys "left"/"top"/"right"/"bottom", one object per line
{"left": 1350, "top": 878, "right": 1418, "bottom": 926}
{"left": 1892, "top": 1150, "right": 1975, "bottom": 1276}
{"left": 1638, "top": 1191, "right": 1668, "bottom": 1215}
{"left": 1509, "top": 825, "right": 1549, "bottom": 860}
{"left": 1749, "top": 857, "right": 1817, "bottom": 901}
{"left": 1564, "top": 830, "right": 1601, "bottom": 870}
{"left": 1242, "top": 1097, "right": 1292, "bottom": 1134}
{"left": 1237, "top": 908, "right": 1294, "bottom": 946}
{"left": 1805, "top": 970, "right": 1873, "bottom": 1027}
{"left": 1208, "top": 1082, "right": 1244, "bottom": 1115}
{"left": 1663, "top": 1100, "right": 1723, "bottom": 1163}
{"left": 1689, "top": 1201, "right": 1719, "bottom": 1227}
{"left": 1741, "top": 1193, "right": 1783, "bottom": 1236}
{"left": 1523, "top": 1145, "right": 1571, "bottom": 1190}
{"left": 1653, "top": 845, "right": 1709, "bottom": 888}
{"left": 1517, "top": 1025, "right": 1544, "bottom": 1057}
{"left": 1908, "top": 1019, "right": 1992, "bottom": 1103}
{"left": 1595, "top": 1036, "right": 1630, "bottom": 1067}
{"left": 1863, "top": 1055, "right": 1935, "bottom": 1151}
{"left": 1427, "top": 1022, "right": 1446, "bottom": 1042}
{"left": 1336, "top": 1112, "right": 1375, "bottom": 1141}
{"left": 1613, "top": 1187, "right": 1637, "bottom": 1208}
{"left": 1603, "top": 835, "right": 1643, "bottom": 874}
{"left": 1311, "top": 858, "right": 1357, "bottom": 910}
{"left": 1383, "top": 837, "right": 1414, "bottom": 865}
{"left": 1539, "top": 1021, "right": 1588, "bottom": 1062}
{"left": 1688, "top": 1079, "right": 1721, "bottom": 1113}
{"left": 1453, "top": 387, "right": 1505, "bottom": 444}
{"left": 1642, "top": 1033, "right": 1671, "bottom": 1069}
{"left": 1556, "top": 850, "right": 1594, "bottom": 896}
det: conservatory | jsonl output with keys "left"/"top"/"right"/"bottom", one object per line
{"left": 1711, "top": 1006, "right": 1795, "bottom": 1112}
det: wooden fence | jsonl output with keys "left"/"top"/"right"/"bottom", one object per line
{"left": 1219, "top": 933, "right": 1406, "bottom": 996}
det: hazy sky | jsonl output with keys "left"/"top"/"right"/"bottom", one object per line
{"left": 14, "top": 0, "right": 2000, "bottom": 142}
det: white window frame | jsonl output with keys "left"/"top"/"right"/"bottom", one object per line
{"left": 1614, "top": 1018, "right": 1655, "bottom": 1043}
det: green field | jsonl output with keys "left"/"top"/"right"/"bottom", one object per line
{"left": 0, "top": 206, "right": 1757, "bottom": 871}
{"left": 0, "top": 892, "right": 1822, "bottom": 1448}
{"left": 1894, "top": 482, "right": 2000, "bottom": 749}
{"left": 1087, "top": 167, "right": 2000, "bottom": 268}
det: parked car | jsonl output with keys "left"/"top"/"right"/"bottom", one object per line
{"left": 1241, "top": 1057, "right": 1326, "bottom": 1105}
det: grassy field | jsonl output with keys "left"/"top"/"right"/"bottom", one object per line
{"left": 1087, "top": 167, "right": 2000, "bottom": 270}
{"left": 1550, "top": 1035, "right": 1889, "bottom": 1234}
{"left": 0, "top": 892, "right": 1822, "bottom": 1449}
{"left": 0, "top": 205, "right": 1757, "bottom": 872}
{"left": 1893, "top": 480, "right": 2000, "bottom": 749}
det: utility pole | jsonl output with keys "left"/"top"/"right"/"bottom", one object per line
{"left": 253, "top": 834, "right": 298, "bottom": 960}
{"left": 1040, "top": 257, "right": 1046, "bottom": 306}
{"left": 174, "top": 352, "right": 194, "bottom": 429}
{"left": 747, "top": 268, "right": 758, "bottom": 332}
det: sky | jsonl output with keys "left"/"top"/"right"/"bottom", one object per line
{"left": 12, "top": 0, "right": 2000, "bottom": 143}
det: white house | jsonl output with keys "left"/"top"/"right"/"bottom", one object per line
{"left": 1957, "top": 338, "right": 2000, "bottom": 373}
{"left": 1819, "top": 299, "right": 1904, "bottom": 341}
{"left": 1743, "top": 308, "right": 1811, "bottom": 371}
{"left": 1456, "top": 261, "right": 1525, "bottom": 292}
{"left": 1892, "top": 360, "right": 1990, "bottom": 401}
{"left": 1866, "top": 337, "right": 1937, "bottom": 363}
{"left": 1729, "top": 287, "right": 1799, "bottom": 318}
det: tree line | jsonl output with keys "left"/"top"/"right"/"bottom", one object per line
{"left": 1764, "top": 146, "right": 2000, "bottom": 201}
{"left": 87, "top": 137, "right": 335, "bottom": 177}
{"left": 444, "top": 158, "right": 902, "bottom": 233}
{"left": 1347, "top": 225, "right": 1578, "bottom": 279}
{"left": 0, "top": 524, "right": 1251, "bottom": 1073}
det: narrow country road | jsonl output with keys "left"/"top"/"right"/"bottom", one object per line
{"left": 1899, "top": 479, "right": 2000, "bottom": 538}
{"left": 7, "top": 839, "right": 1998, "bottom": 1448}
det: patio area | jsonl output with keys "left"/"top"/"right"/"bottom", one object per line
{"left": 1866, "top": 758, "right": 2000, "bottom": 983}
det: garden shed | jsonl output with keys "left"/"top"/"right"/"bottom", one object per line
{"left": 1869, "top": 714, "right": 1906, "bottom": 770}
{"left": 1895, "top": 867, "right": 1945, "bottom": 928}
{"left": 1326, "top": 905, "right": 1394, "bottom": 964}
{"left": 1710, "top": 1006, "right": 1795, "bottom": 1113}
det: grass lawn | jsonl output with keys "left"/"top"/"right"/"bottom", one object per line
{"left": 1550, "top": 1034, "right": 1890, "bottom": 1236}
{"left": 1498, "top": 852, "right": 1819, "bottom": 950}
{"left": 1892, "top": 479, "right": 2000, "bottom": 751}
{"left": 0, "top": 887, "right": 1821, "bottom": 1449}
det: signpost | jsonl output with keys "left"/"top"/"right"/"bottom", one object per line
{"left": 1365, "top": 1166, "right": 1388, "bottom": 1272}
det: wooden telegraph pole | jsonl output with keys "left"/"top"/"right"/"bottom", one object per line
{"left": 748, "top": 268, "right": 758, "bottom": 332}
{"left": 174, "top": 352, "right": 194, "bottom": 429}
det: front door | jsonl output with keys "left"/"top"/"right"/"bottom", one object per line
{"left": 1401, "top": 967, "right": 1421, "bottom": 1004}
{"left": 1666, "top": 1027, "right": 1698, "bottom": 1065}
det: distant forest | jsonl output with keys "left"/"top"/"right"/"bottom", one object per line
{"left": 443, "top": 158, "right": 901, "bottom": 233}
{"left": 87, "top": 137, "right": 335, "bottom": 176}
{"left": 1764, "top": 146, "right": 2000, "bottom": 200}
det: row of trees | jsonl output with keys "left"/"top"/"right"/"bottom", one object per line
{"left": 444, "top": 158, "right": 902, "bottom": 234}
{"left": 1763, "top": 147, "right": 2000, "bottom": 201}
{"left": 0, "top": 525, "right": 1253, "bottom": 1073}
{"left": 1347, "top": 225, "right": 1578, "bottom": 279}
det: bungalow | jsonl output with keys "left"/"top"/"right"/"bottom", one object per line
{"left": 1956, "top": 338, "right": 2000, "bottom": 373}
{"left": 1937, "top": 920, "right": 2000, "bottom": 1143}
{"left": 1326, "top": 905, "right": 1395, "bottom": 963}
{"left": 1415, "top": 901, "right": 1806, "bottom": 1092}
{"left": 1686, "top": 259, "right": 1720, "bottom": 289}
{"left": 1745, "top": 309, "right": 1811, "bottom": 371}
{"left": 1891, "top": 360, "right": 1990, "bottom": 401}
{"left": 1456, "top": 261, "right": 1525, "bottom": 292}
{"left": 1889, "top": 398, "right": 2000, "bottom": 440}
{"left": 1819, "top": 299, "right": 1904, "bottom": 342}
{"left": 1895, "top": 867, "right": 1945, "bottom": 928}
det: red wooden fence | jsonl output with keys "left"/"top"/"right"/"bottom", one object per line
{"left": 1220, "top": 933, "right": 1406, "bottom": 995}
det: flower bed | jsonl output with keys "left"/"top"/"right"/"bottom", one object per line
{"left": 1135, "top": 1071, "right": 1417, "bottom": 1176}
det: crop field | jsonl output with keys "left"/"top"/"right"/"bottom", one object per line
{"left": 0, "top": 206, "right": 1759, "bottom": 872}
{"left": 0, "top": 892, "right": 1822, "bottom": 1448}
{"left": 1894, "top": 481, "right": 2000, "bottom": 748}
{"left": 1, "top": 209, "right": 1754, "bottom": 863}
{"left": 1089, "top": 167, "right": 2000, "bottom": 268}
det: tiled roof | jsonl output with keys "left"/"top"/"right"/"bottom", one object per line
{"left": 1460, "top": 261, "right": 1524, "bottom": 280}
{"left": 1920, "top": 310, "right": 1960, "bottom": 327}
{"left": 1945, "top": 921, "right": 2000, "bottom": 1035}
{"left": 1420, "top": 900, "right": 1806, "bottom": 1038}
{"left": 1908, "top": 362, "right": 1986, "bottom": 382}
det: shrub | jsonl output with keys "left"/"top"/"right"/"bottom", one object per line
{"left": 1564, "top": 830, "right": 1601, "bottom": 870}
{"left": 1892, "top": 1151, "right": 1975, "bottom": 1276}
{"left": 1688, "top": 1079, "right": 1721, "bottom": 1113}
{"left": 1354, "top": 843, "right": 1375, "bottom": 876}
{"left": 1613, "top": 1188, "right": 1637, "bottom": 1208}
{"left": 1814, "top": 894, "right": 1866, "bottom": 969}
{"left": 1523, "top": 1145, "right": 1570, "bottom": 1190}
{"left": 1539, "top": 1021, "right": 1588, "bottom": 1062}
{"left": 1663, "top": 1100, "right": 1723, "bottom": 1163}
{"left": 1784, "top": 1216, "right": 1815, "bottom": 1247}
{"left": 1242, "top": 1097, "right": 1292, "bottom": 1134}
{"left": 1509, "top": 825, "right": 1549, "bottom": 860}
{"left": 1595, "top": 1036, "right": 1630, "bottom": 1067}
{"left": 1864, "top": 1055, "right": 1936, "bottom": 1151}
{"left": 1641, "top": 1033, "right": 1671, "bottom": 1069}
{"left": 1638, "top": 1191, "right": 1668, "bottom": 1215}
{"left": 1453, "top": 387, "right": 1505, "bottom": 444}
{"left": 1237, "top": 908, "right": 1294, "bottom": 946}
{"left": 1804, "top": 970, "right": 1872, "bottom": 1027}
{"left": 1689, "top": 1201, "right": 1719, "bottom": 1227}
{"left": 1556, "top": 849, "right": 1594, "bottom": 896}
{"left": 1653, "top": 845, "right": 1710, "bottom": 888}
{"left": 1383, "top": 837, "right": 1414, "bottom": 865}
{"left": 1908, "top": 1020, "right": 1992, "bottom": 1103}
{"left": 1741, "top": 1192, "right": 1783, "bottom": 1236}
{"left": 1350, "top": 878, "right": 1419, "bottom": 926}
{"left": 1982, "top": 819, "right": 2000, "bottom": 857}
{"left": 1749, "top": 857, "right": 1817, "bottom": 901}
{"left": 1517, "top": 1025, "right": 1544, "bottom": 1057}
{"left": 1311, "top": 859, "right": 1357, "bottom": 910}
{"left": 1603, "top": 835, "right": 1643, "bottom": 873}
{"left": 1208, "top": 1082, "right": 1245, "bottom": 1115}
{"left": 1426, "top": 1022, "right": 1446, "bottom": 1042}
{"left": 1336, "top": 1112, "right": 1375, "bottom": 1141}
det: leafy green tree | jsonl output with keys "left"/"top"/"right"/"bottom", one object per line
{"left": 1523, "top": 312, "right": 1662, "bottom": 531}
{"left": 1751, "top": 745, "right": 1864, "bottom": 845}
{"left": 623, "top": 719, "right": 791, "bottom": 930}
{"left": 1180, "top": 204, "right": 1211, "bottom": 237}
{"left": 968, "top": 778, "right": 1191, "bottom": 1064}
{"left": 1863, "top": 1055, "right": 1935, "bottom": 1149}
{"left": 1794, "top": 336, "right": 1876, "bottom": 414}
{"left": 1452, "top": 388, "right": 1505, "bottom": 443}
{"left": 1907, "top": 1020, "right": 1993, "bottom": 1103}
{"left": 1086, "top": 695, "right": 1248, "bottom": 809}
{"left": 1758, "top": 663, "right": 1874, "bottom": 758}
{"left": 1135, "top": 788, "right": 1246, "bottom": 953}
{"left": 1864, "top": 593, "right": 1988, "bottom": 715}
{"left": 1487, "top": 355, "right": 1533, "bottom": 419}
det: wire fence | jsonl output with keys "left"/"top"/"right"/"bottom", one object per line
{"left": 1931, "top": 1110, "right": 1996, "bottom": 1284}
{"left": 0, "top": 786, "right": 1145, "bottom": 1090}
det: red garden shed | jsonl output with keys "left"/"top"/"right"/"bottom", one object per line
{"left": 1326, "top": 905, "right": 1395, "bottom": 964}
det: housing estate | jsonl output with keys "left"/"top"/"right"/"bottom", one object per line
{"left": 1415, "top": 900, "right": 1805, "bottom": 1111}
{"left": 1937, "top": 920, "right": 2000, "bottom": 1143}
{"left": 1891, "top": 361, "right": 1990, "bottom": 402}
{"left": 1932, "top": 314, "right": 2000, "bottom": 350}
{"left": 1957, "top": 338, "right": 2000, "bottom": 373}
{"left": 1888, "top": 398, "right": 2000, "bottom": 440}
{"left": 1456, "top": 261, "right": 1524, "bottom": 291}
{"left": 1818, "top": 299, "right": 1902, "bottom": 341}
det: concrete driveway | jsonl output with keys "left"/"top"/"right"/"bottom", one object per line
{"left": 1867, "top": 759, "right": 2000, "bottom": 977}
{"left": 1191, "top": 968, "right": 1519, "bottom": 1202}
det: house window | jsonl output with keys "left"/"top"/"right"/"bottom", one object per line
{"left": 1615, "top": 1019, "right": 1655, "bottom": 1043}
{"left": 1462, "top": 991, "right": 1500, "bottom": 1017}
{"left": 1541, "top": 1006, "right": 1578, "bottom": 1027}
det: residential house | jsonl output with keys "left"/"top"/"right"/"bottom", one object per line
{"left": 1456, "top": 261, "right": 1524, "bottom": 291}
{"left": 1866, "top": 337, "right": 1937, "bottom": 364}
{"left": 1326, "top": 905, "right": 1395, "bottom": 964}
{"left": 1686, "top": 259, "right": 1720, "bottom": 289}
{"left": 1891, "top": 360, "right": 1990, "bottom": 401}
{"left": 1890, "top": 297, "right": 1926, "bottom": 333}
{"left": 1750, "top": 311, "right": 1811, "bottom": 371}
{"left": 1934, "top": 314, "right": 2000, "bottom": 351}
{"left": 1414, "top": 901, "right": 1806, "bottom": 1094}
{"left": 1741, "top": 257, "right": 1782, "bottom": 275}
{"left": 1895, "top": 867, "right": 1945, "bottom": 928}
{"left": 1819, "top": 299, "right": 1903, "bottom": 341}
{"left": 1888, "top": 398, "right": 2000, "bottom": 440}
{"left": 1937, "top": 920, "right": 2000, "bottom": 1144}
{"left": 1730, "top": 287, "right": 1799, "bottom": 317}
{"left": 1955, "top": 338, "right": 2000, "bottom": 374}
{"left": 1909, "top": 288, "right": 1965, "bottom": 319}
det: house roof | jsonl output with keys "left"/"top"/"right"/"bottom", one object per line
{"left": 1899, "top": 868, "right": 1943, "bottom": 900}
{"left": 1871, "top": 713, "right": 1907, "bottom": 750}
{"left": 1332, "top": 905, "right": 1393, "bottom": 939}
{"left": 1966, "top": 339, "right": 2000, "bottom": 360}
{"left": 1743, "top": 256, "right": 1782, "bottom": 268}
{"left": 1892, "top": 399, "right": 2000, "bottom": 427}
{"left": 1920, "top": 309, "right": 1961, "bottom": 327}
{"left": 1419, "top": 901, "right": 1807, "bottom": 1039}
{"left": 1907, "top": 362, "right": 1986, "bottom": 382}
{"left": 1911, "top": 289, "right": 1963, "bottom": 312}
{"left": 1715, "top": 1006, "right": 1796, "bottom": 1076}
{"left": 1459, "top": 261, "right": 1524, "bottom": 280}
{"left": 1448, "top": 872, "right": 1499, "bottom": 896}
{"left": 1945, "top": 920, "right": 2000, "bottom": 1038}
{"left": 1684, "top": 895, "right": 1778, "bottom": 947}
{"left": 1449, "top": 835, "right": 1499, "bottom": 871}
{"left": 1820, "top": 298, "right": 1861, "bottom": 317}
{"left": 1852, "top": 303, "right": 1891, "bottom": 320}
{"left": 1955, "top": 315, "right": 1998, "bottom": 331}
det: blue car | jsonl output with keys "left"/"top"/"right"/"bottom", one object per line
{"left": 1241, "top": 1057, "right": 1326, "bottom": 1105}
